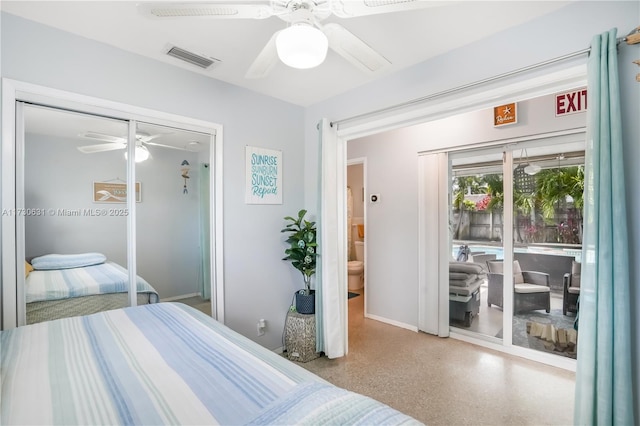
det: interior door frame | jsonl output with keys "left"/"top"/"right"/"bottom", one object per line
{"left": 1, "top": 78, "right": 224, "bottom": 329}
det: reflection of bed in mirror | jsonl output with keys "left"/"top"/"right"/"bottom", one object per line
{"left": 25, "top": 253, "right": 159, "bottom": 324}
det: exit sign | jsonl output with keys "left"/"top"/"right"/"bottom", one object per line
{"left": 556, "top": 89, "right": 587, "bottom": 116}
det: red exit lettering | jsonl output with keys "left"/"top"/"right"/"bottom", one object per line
{"left": 556, "top": 89, "right": 587, "bottom": 116}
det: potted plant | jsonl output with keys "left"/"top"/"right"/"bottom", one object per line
{"left": 282, "top": 209, "right": 318, "bottom": 314}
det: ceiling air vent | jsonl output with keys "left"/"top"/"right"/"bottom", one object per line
{"left": 166, "top": 45, "right": 220, "bottom": 69}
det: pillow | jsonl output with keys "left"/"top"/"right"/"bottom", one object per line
{"left": 513, "top": 261, "right": 525, "bottom": 284}
{"left": 31, "top": 253, "right": 107, "bottom": 270}
{"left": 25, "top": 261, "right": 34, "bottom": 277}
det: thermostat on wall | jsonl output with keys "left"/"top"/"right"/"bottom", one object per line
{"left": 370, "top": 194, "right": 380, "bottom": 203}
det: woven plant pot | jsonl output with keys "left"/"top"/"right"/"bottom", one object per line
{"left": 295, "top": 290, "right": 315, "bottom": 314}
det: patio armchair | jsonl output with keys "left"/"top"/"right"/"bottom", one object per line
{"left": 486, "top": 260, "right": 551, "bottom": 314}
{"left": 470, "top": 253, "right": 497, "bottom": 272}
{"left": 563, "top": 261, "right": 581, "bottom": 315}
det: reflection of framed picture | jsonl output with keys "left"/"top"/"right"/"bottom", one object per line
{"left": 93, "top": 182, "right": 141, "bottom": 203}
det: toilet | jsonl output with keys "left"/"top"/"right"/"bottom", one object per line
{"left": 348, "top": 240, "right": 365, "bottom": 291}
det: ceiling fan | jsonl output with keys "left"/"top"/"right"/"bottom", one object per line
{"left": 77, "top": 131, "right": 182, "bottom": 162}
{"left": 139, "top": 0, "right": 441, "bottom": 78}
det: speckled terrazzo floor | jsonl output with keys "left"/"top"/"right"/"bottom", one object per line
{"left": 297, "top": 289, "right": 575, "bottom": 426}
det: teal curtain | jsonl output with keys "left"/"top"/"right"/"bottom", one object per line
{"left": 199, "top": 163, "right": 211, "bottom": 300}
{"left": 574, "top": 28, "right": 635, "bottom": 425}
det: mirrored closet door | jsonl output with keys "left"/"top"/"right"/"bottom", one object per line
{"left": 18, "top": 104, "right": 215, "bottom": 325}
{"left": 22, "top": 104, "right": 130, "bottom": 324}
{"left": 133, "top": 122, "right": 212, "bottom": 315}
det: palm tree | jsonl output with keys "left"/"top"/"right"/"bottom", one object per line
{"left": 536, "top": 166, "right": 584, "bottom": 243}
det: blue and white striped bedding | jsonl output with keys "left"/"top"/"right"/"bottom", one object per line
{"left": 1, "top": 303, "right": 421, "bottom": 425}
{"left": 26, "top": 261, "right": 159, "bottom": 303}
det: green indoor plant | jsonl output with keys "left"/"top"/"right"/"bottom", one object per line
{"left": 282, "top": 209, "right": 318, "bottom": 313}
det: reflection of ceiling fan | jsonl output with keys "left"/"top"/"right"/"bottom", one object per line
{"left": 77, "top": 131, "right": 181, "bottom": 162}
{"left": 140, "top": 0, "right": 439, "bottom": 78}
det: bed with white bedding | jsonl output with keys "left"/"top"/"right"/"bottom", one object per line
{"left": 25, "top": 253, "right": 159, "bottom": 324}
{"left": 1, "top": 303, "right": 421, "bottom": 425}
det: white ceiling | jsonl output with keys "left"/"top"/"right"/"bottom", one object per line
{"left": 2, "top": 1, "right": 572, "bottom": 107}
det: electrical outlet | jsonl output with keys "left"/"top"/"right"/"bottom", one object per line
{"left": 257, "top": 318, "right": 266, "bottom": 336}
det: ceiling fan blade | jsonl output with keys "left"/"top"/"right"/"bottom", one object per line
{"left": 78, "top": 131, "right": 125, "bottom": 143}
{"left": 322, "top": 23, "right": 391, "bottom": 73}
{"left": 330, "top": 0, "right": 446, "bottom": 18}
{"left": 144, "top": 141, "right": 185, "bottom": 151}
{"left": 138, "top": 133, "right": 164, "bottom": 143}
{"left": 245, "top": 30, "right": 281, "bottom": 79}
{"left": 138, "top": 2, "right": 274, "bottom": 19}
{"left": 77, "top": 142, "right": 127, "bottom": 154}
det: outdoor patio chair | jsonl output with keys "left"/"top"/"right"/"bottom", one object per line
{"left": 486, "top": 260, "right": 551, "bottom": 314}
{"left": 563, "top": 261, "right": 581, "bottom": 315}
{"left": 470, "top": 253, "right": 497, "bottom": 272}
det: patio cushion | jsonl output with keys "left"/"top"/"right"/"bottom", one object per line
{"left": 513, "top": 261, "right": 525, "bottom": 284}
{"left": 450, "top": 278, "right": 482, "bottom": 296}
{"left": 514, "top": 283, "right": 551, "bottom": 294}
{"left": 568, "top": 286, "right": 581, "bottom": 294}
{"left": 449, "top": 272, "right": 475, "bottom": 281}
{"left": 449, "top": 261, "right": 484, "bottom": 275}
{"left": 449, "top": 274, "right": 479, "bottom": 287}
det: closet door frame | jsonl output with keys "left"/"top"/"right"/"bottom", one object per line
{"left": 1, "top": 78, "right": 224, "bottom": 329}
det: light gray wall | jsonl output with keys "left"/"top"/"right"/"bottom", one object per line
{"left": 2, "top": 12, "right": 306, "bottom": 349}
{"left": 305, "top": 0, "right": 639, "bottom": 414}
{"left": 24, "top": 133, "right": 201, "bottom": 299}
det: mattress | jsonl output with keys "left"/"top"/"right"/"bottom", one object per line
{"left": 1, "top": 303, "right": 422, "bottom": 425}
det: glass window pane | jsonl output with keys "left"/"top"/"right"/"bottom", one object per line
{"left": 449, "top": 149, "right": 504, "bottom": 341}
{"left": 511, "top": 145, "right": 584, "bottom": 359}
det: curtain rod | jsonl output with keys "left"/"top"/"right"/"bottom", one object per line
{"left": 331, "top": 33, "right": 632, "bottom": 129}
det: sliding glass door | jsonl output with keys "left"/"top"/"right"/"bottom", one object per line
{"left": 510, "top": 144, "right": 583, "bottom": 359}
{"left": 448, "top": 135, "right": 584, "bottom": 360}
{"left": 449, "top": 146, "right": 504, "bottom": 341}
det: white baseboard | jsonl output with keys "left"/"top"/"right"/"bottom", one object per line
{"left": 161, "top": 293, "right": 201, "bottom": 302}
{"left": 365, "top": 313, "right": 418, "bottom": 332}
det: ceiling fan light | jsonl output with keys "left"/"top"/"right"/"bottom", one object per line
{"left": 124, "top": 145, "right": 150, "bottom": 163}
{"left": 276, "top": 24, "right": 328, "bottom": 69}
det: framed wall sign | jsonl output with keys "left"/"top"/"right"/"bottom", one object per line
{"left": 93, "top": 181, "right": 141, "bottom": 203}
{"left": 245, "top": 146, "right": 282, "bottom": 204}
{"left": 493, "top": 102, "right": 517, "bottom": 127}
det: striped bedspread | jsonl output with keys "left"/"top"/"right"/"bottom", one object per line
{"left": 25, "top": 261, "right": 159, "bottom": 303}
{"left": 1, "top": 303, "right": 422, "bottom": 425}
